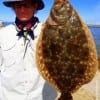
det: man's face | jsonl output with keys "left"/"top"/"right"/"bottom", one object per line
{"left": 13, "top": 1, "right": 38, "bottom": 22}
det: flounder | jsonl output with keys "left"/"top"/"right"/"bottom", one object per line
{"left": 36, "top": 0, "right": 98, "bottom": 100}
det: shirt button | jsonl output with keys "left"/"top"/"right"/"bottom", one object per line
{"left": 25, "top": 81, "right": 28, "bottom": 84}
{"left": 24, "top": 68, "right": 26, "bottom": 71}
{"left": 21, "top": 44, "right": 24, "bottom": 46}
{"left": 27, "top": 93, "right": 29, "bottom": 95}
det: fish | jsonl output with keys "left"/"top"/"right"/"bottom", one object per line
{"left": 36, "top": 0, "right": 98, "bottom": 100}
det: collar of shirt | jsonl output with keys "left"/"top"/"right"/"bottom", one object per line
{"left": 15, "top": 21, "right": 39, "bottom": 41}
{"left": 0, "top": 22, "right": 42, "bottom": 51}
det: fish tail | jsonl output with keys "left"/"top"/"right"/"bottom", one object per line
{"left": 56, "top": 92, "right": 73, "bottom": 100}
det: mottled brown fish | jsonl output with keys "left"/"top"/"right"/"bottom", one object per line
{"left": 36, "top": 0, "right": 98, "bottom": 100}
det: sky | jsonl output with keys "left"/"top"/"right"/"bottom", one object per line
{"left": 0, "top": 0, "right": 100, "bottom": 25}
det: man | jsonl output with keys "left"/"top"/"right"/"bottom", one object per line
{"left": 0, "top": 0, "right": 57, "bottom": 100}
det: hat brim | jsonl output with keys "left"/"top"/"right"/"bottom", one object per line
{"left": 3, "top": 0, "right": 44, "bottom": 10}
{"left": 3, "top": 1, "right": 19, "bottom": 7}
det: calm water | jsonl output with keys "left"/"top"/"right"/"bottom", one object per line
{"left": 90, "top": 27, "right": 100, "bottom": 57}
{"left": 3, "top": 22, "right": 100, "bottom": 57}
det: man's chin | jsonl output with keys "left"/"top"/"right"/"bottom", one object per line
{"left": 18, "top": 17, "right": 30, "bottom": 22}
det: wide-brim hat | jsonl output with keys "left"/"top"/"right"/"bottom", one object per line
{"left": 3, "top": 0, "right": 44, "bottom": 10}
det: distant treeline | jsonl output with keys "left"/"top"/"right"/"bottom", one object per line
{"left": 3, "top": 22, "right": 14, "bottom": 27}
{"left": 88, "top": 24, "right": 100, "bottom": 28}
{"left": 2, "top": 22, "right": 100, "bottom": 28}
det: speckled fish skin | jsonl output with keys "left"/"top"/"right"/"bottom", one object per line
{"left": 36, "top": 0, "right": 98, "bottom": 100}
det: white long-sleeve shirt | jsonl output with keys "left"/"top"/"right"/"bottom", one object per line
{"left": 0, "top": 23, "right": 57, "bottom": 100}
